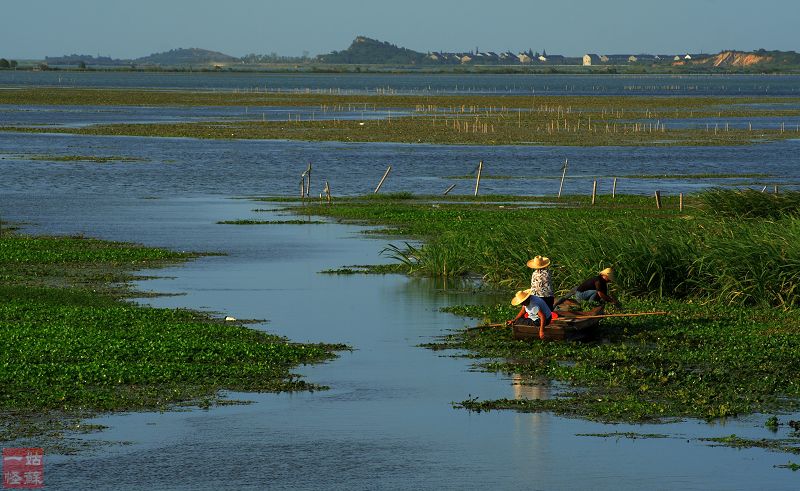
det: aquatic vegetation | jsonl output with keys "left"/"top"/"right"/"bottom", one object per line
{"left": 217, "top": 219, "right": 326, "bottom": 225}
{"left": 27, "top": 154, "right": 146, "bottom": 164}
{"left": 576, "top": 432, "right": 670, "bottom": 439}
{"left": 2, "top": 88, "right": 800, "bottom": 147}
{"left": 701, "top": 434, "right": 800, "bottom": 455}
{"left": 0, "top": 232, "right": 344, "bottom": 442}
{"left": 295, "top": 193, "right": 800, "bottom": 425}
{"left": 319, "top": 264, "right": 408, "bottom": 275}
{"left": 301, "top": 192, "right": 800, "bottom": 308}
{"left": 698, "top": 188, "right": 800, "bottom": 218}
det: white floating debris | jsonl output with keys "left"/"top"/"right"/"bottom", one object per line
{"left": 224, "top": 316, "right": 237, "bottom": 322}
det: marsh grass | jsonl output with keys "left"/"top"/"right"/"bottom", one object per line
{"left": 301, "top": 193, "right": 800, "bottom": 307}
{"left": 3, "top": 88, "right": 799, "bottom": 147}
{"left": 699, "top": 188, "right": 800, "bottom": 218}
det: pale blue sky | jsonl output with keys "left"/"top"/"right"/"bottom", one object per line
{"left": 4, "top": 0, "right": 798, "bottom": 59}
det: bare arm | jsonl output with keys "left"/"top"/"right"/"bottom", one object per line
{"left": 507, "top": 307, "right": 526, "bottom": 326}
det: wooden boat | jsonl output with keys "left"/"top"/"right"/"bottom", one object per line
{"left": 513, "top": 305, "right": 604, "bottom": 341}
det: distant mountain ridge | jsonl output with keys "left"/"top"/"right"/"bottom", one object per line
{"left": 45, "top": 48, "right": 240, "bottom": 67}
{"left": 36, "top": 39, "right": 800, "bottom": 70}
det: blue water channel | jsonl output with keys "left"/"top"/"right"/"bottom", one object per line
{"left": 1, "top": 73, "right": 800, "bottom": 488}
{"left": 1, "top": 193, "right": 796, "bottom": 490}
{"left": 3, "top": 71, "right": 800, "bottom": 96}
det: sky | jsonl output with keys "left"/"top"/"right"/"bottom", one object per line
{"left": 3, "top": 0, "right": 798, "bottom": 60}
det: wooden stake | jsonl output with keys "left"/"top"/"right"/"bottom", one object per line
{"left": 679, "top": 193, "right": 684, "bottom": 212}
{"left": 591, "top": 179, "right": 597, "bottom": 205}
{"left": 654, "top": 190, "right": 662, "bottom": 209}
{"left": 558, "top": 158, "right": 568, "bottom": 199}
{"left": 443, "top": 184, "right": 457, "bottom": 195}
{"left": 374, "top": 165, "right": 392, "bottom": 193}
{"left": 612, "top": 177, "right": 617, "bottom": 198}
{"left": 474, "top": 160, "right": 483, "bottom": 196}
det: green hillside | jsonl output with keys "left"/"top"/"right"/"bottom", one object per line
{"left": 317, "top": 36, "right": 426, "bottom": 65}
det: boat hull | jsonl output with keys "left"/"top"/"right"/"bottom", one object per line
{"left": 513, "top": 305, "right": 604, "bottom": 341}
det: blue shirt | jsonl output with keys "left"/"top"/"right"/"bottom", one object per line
{"left": 524, "top": 295, "right": 553, "bottom": 321}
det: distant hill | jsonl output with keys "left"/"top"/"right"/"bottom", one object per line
{"left": 317, "top": 36, "right": 426, "bottom": 65}
{"left": 135, "top": 48, "right": 239, "bottom": 66}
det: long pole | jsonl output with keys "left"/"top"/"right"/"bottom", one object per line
{"left": 591, "top": 179, "right": 597, "bottom": 205}
{"left": 443, "top": 184, "right": 457, "bottom": 195}
{"left": 474, "top": 160, "right": 483, "bottom": 196}
{"left": 374, "top": 165, "right": 392, "bottom": 193}
{"left": 563, "top": 311, "right": 668, "bottom": 320}
{"left": 305, "top": 162, "right": 312, "bottom": 197}
{"left": 612, "top": 177, "right": 617, "bottom": 198}
{"left": 558, "top": 158, "right": 568, "bottom": 199}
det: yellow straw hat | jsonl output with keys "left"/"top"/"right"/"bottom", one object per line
{"left": 526, "top": 255, "right": 551, "bottom": 269}
{"left": 511, "top": 288, "right": 532, "bottom": 306}
{"left": 599, "top": 267, "right": 615, "bottom": 281}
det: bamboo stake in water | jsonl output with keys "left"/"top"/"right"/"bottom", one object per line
{"left": 654, "top": 190, "right": 662, "bottom": 209}
{"left": 591, "top": 179, "right": 597, "bottom": 205}
{"left": 443, "top": 184, "right": 457, "bottom": 195}
{"left": 612, "top": 177, "right": 618, "bottom": 198}
{"left": 374, "top": 165, "right": 392, "bottom": 193}
{"left": 558, "top": 158, "right": 568, "bottom": 199}
{"left": 474, "top": 160, "right": 483, "bottom": 196}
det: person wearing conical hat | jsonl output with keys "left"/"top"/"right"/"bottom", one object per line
{"left": 527, "top": 255, "right": 554, "bottom": 309}
{"left": 506, "top": 288, "right": 553, "bottom": 339}
{"left": 556, "top": 267, "right": 620, "bottom": 307}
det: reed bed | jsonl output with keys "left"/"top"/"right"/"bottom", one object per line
{"left": 302, "top": 193, "right": 800, "bottom": 307}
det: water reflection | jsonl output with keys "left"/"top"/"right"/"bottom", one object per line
{"left": 512, "top": 373, "right": 551, "bottom": 401}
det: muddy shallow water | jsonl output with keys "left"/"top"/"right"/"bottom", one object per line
{"left": 0, "top": 194, "right": 797, "bottom": 490}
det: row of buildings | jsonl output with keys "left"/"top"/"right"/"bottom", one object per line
{"left": 425, "top": 50, "right": 701, "bottom": 66}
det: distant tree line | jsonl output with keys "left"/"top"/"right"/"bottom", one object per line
{"left": 240, "top": 52, "right": 310, "bottom": 64}
{"left": 0, "top": 59, "right": 18, "bottom": 69}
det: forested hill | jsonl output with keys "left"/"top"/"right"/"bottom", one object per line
{"left": 317, "top": 36, "right": 426, "bottom": 65}
{"left": 135, "top": 48, "right": 239, "bottom": 65}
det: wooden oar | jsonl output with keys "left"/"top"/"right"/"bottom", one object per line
{"left": 565, "top": 311, "right": 668, "bottom": 320}
{"left": 467, "top": 311, "right": 667, "bottom": 331}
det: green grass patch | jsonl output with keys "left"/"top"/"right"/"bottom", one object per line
{"left": 0, "top": 232, "right": 345, "bottom": 444}
{"left": 217, "top": 219, "right": 326, "bottom": 225}
{"left": 621, "top": 173, "right": 771, "bottom": 179}
{"left": 319, "top": 264, "right": 409, "bottom": 275}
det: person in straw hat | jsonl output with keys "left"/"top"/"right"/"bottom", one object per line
{"left": 555, "top": 267, "right": 620, "bottom": 307}
{"left": 506, "top": 288, "right": 553, "bottom": 338}
{"left": 527, "top": 255, "right": 554, "bottom": 309}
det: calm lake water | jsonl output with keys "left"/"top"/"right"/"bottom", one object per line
{"left": 2, "top": 71, "right": 800, "bottom": 96}
{"left": 2, "top": 73, "right": 800, "bottom": 489}
{"left": 2, "top": 195, "right": 796, "bottom": 490}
